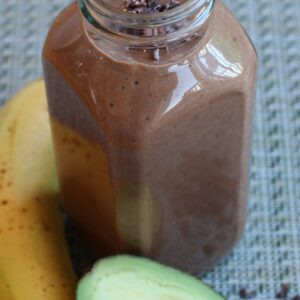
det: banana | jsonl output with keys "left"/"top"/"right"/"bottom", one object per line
{"left": 0, "top": 80, "right": 76, "bottom": 300}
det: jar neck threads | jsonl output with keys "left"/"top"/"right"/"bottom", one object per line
{"left": 80, "top": 0, "right": 215, "bottom": 47}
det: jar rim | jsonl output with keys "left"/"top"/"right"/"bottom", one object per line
{"left": 81, "top": 0, "right": 215, "bottom": 25}
{"left": 82, "top": 0, "right": 214, "bottom": 26}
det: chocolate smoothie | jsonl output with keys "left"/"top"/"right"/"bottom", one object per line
{"left": 43, "top": 0, "right": 257, "bottom": 274}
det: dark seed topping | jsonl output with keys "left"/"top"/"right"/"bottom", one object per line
{"left": 276, "top": 283, "right": 290, "bottom": 299}
{"left": 123, "top": 0, "right": 180, "bottom": 14}
{"left": 239, "top": 288, "right": 257, "bottom": 299}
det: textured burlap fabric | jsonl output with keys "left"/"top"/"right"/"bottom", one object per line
{"left": 1, "top": 0, "right": 300, "bottom": 298}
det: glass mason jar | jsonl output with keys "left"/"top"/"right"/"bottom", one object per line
{"left": 43, "top": 0, "right": 257, "bottom": 274}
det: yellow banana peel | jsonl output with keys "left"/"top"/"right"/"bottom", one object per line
{"left": 0, "top": 80, "right": 76, "bottom": 299}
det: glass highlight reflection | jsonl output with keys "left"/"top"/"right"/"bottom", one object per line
{"left": 197, "top": 40, "right": 243, "bottom": 78}
{"left": 164, "top": 64, "right": 200, "bottom": 114}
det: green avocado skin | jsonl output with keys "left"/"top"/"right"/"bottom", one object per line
{"left": 77, "top": 255, "right": 225, "bottom": 300}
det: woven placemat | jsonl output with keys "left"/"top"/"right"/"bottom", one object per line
{"left": 1, "top": 0, "right": 300, "bottom": 299}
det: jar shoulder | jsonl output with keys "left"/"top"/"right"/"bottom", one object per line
{"left": 43, "top": 3, "right": 80, "bottom": 60}
{"left": 43, "top": 0, "right": 257, "bottom": 119}
{"left": 43, "top": 0, "right": 257, "bottom": 74}
{"left": 194, "top": 0, "right": 257, "bottom": 86}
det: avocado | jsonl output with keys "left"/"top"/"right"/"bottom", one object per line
{"left": 77, "top": 255, "right": 225, "bottom": 300}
